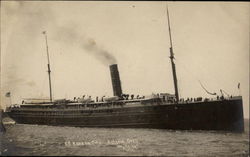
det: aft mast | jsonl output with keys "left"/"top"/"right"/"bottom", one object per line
{"left": 42, "top": 31, "right": 53, "bottom": 102}
{"left": 166, "top": 6, "right": 179, "bottom": 102}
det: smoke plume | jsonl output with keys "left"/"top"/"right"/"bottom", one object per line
{"left": 53, "top": 25, "right": 117, "bottom": 66}
{"left": 83, "top": 38, "right": 117, "bottom": 65}
{"left": 3, "top": 1, "right": 117, "bottom": 73}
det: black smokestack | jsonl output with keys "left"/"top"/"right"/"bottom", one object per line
{"left": 109, "top": 64, "right": 122, "bottom": 97}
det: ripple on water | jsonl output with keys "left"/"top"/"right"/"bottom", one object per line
{"left": 1, "top": 121, "right": 249, "bottom": 156}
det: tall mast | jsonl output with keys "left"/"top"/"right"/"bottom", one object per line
{"left": 42, "top": 31, "right": 53, "bottom": 102}
{"left": 166, "top": 5, "right": 179, "bottom": 102}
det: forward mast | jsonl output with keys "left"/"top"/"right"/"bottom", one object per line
{"left": 42, "top": 31, "right": 53, "bottom": 102}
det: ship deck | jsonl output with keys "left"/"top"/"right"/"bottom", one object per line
{"left": 7, "top": 96, "right": 242, "bottom": 112}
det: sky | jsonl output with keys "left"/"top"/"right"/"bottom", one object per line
{"left": 1, "top": 1, "right": 249, "bottom": 118}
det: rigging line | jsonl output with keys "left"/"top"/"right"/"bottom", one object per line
{"left": 41, "top": 74, "right": 47, "bottom": 97}
{"left": 220, "top": 89, "right": 230, "bottom": 97}
{"left": 198, "top": 80, "right": 217, "bottom": 95}
{"left": 178, "top": 77, "right": 182, "bottom": 98}
{"left": 175, "top": 59, "right": 217, "bottom": 87}
{"left": 164, "top": 2, "right": 217, "bottom": 97}
{"left": 164, "top": 3, "right": 220, "bottom": 94}
{"left": 174, "top": 59, "right": 199, "bottom": 82}
{"left": 175, "top": 59, "right": 218, "bottom": 96}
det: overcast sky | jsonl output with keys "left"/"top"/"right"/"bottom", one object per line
{"left": 1, "top": 1, "right": 249, "bottom": 118}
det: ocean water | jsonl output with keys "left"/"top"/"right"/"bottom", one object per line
{"left": 0, "top": 120, "right": 249, "bottom": 156}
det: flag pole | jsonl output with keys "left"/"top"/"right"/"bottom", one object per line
{"left": 238, "top": 83, "right": 241, "bottom": 96}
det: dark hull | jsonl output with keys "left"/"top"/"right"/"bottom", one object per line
{"left": 7, "top": 98, "right": 244, "bottom": 132}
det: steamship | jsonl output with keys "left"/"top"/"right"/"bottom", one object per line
{"left": 5, "top": 8, "right": 244, "bottom": 132}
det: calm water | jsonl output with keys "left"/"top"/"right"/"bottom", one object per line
{"left": 1, "top": 120, "right": 249, "bottom": 156}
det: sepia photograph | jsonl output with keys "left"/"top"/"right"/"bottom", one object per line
{"left": 0, "top": 1, "right": 249, "bottom": 156}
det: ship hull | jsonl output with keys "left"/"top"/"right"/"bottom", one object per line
{"left": 7, "top": 98, "right": 244, "bottom": 132}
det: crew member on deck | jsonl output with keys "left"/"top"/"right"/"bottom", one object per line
{"left": 131, "top": 94, "right": 134, "bottom": 100}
